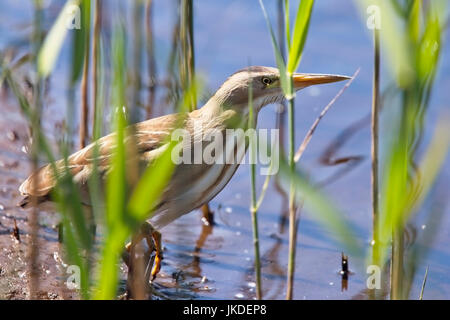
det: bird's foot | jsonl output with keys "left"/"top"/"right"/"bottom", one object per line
{"left": 124, "top": 221, "right": 163, "bottom": 281}
{"left": 150, "top": 229, "right": 163, "bottom": 281}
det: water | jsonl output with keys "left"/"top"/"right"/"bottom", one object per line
{"left": 0, "top": 0, "right": 449, "bottom": 299}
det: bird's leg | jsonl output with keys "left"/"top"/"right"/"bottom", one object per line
{"left": 125, "top": 235, "right": 147, "bottom": 299}
{"left": 125, "top": 221, "right": 163, "bottom": 281}
{"left": 150, "top": 228, "right": 163, "bottom": 281}
{"left": 201, "top": 203, "right": 214, "bottom": 226}
{"left": 84, "top": 205, "right": 96, "bottom": 244}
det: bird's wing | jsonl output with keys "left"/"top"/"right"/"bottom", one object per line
{"left": 19, "top": 113, "right": 181, "bottom": 200}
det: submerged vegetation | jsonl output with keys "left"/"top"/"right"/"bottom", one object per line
{"left": 0, "top": 0, "right": 448, "bottom": 300}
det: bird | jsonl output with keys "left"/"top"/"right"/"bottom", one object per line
{"left": 18, "top": 66, "right": 349, "bottom": 279}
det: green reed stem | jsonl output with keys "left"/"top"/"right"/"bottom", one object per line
{"left": 371, "top": 27, "right": 381, "bottom": 286}
{"left": 91, "top": 0, "right": 101, "bottom": 136}
{"left": 180, "top": 0, "right": 196, "bottom": 111}
{"left": 277, "top": 0, "right": 287, "bottom": 152}
{"left": 250, "top": 196, "right": 262, "bottom": 300}
{"left": 248, "top": 77, "right": 262, "bottom": 300}
{"left": 79, "top": 0, "right": 91, "bottom": 148}
{"left": 391, "top": 222, "right": 405, "bottom": 299}
{"left": 286, "top": 92, "right": 296, "bottom": 300}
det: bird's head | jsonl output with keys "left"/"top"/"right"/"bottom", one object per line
{"left": 212, "top": 66, "right": 349, "bottom": 115}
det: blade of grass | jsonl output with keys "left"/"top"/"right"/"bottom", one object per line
{"left": 259, "top": 0, "right": 290, "bottom": 97}
{"left": 106, "top": 25, "right": 127, "bottom": 231}
{"left": 94, "top": 24, "right": 128, "bottom": 299}
{"left": 286, "top": 0, "right": 314, "bottom": 74}
{"left": 71, "top": 0, "right": 86, "bottom": 84}
{"left": 254, "top": 159, "right": 274, "bottom": 211}
{"left": 408, "top": 0, "right": 421, "bottom": 43}
{"left": 284, "top": 0, "right": 291, "bottom": 52}
{"left": 94, "top": 113, "right": 127, "bottom": 299}
{"left": 38, "top": 0, "right": 81, "bottom": 78}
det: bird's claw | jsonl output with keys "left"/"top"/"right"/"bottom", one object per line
{"left": 150, "top": 229, "right": 163, "bottom": 281}
{"left": 124, "top": 222, "right": 164, "bottom": 281}
{"left": 151, "top": 251, "right": 163, "bottom": 281}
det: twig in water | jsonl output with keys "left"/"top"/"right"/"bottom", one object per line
{"left": 294, "top": 68, "right": 360, "bottom": 163}
{"left": 419, "top": 265, "right": 429, "bottom": 300}
{"left": 340, "top": 252, "right": 349, "bottom": 292}
{"left": 12, "top": 219, "right": 20, "bottom": 242}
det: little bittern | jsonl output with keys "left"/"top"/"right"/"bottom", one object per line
{"left": 18, "top": 66, "right": 348, "bottom": 279}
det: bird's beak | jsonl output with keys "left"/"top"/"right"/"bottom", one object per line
{"left": 293, "top": 73, "right": 350, "bottom": 90}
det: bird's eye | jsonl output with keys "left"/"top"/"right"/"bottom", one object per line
{"left": 262, "top": 77, "right": 272, "bottom": 86}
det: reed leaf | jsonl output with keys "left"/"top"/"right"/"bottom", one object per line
{"left": 284, "top": 0, "right": 291, "bottom": 51}
{"left": 94, "top": 24, "right": 128, "bottom": 299}
{"left": 286, "top": 0, "right": 314, "bottom": 73}
{"left": 259, "top": 0, "right": 290, "bottom": 97}
{"left": 71, "top": 0, "right": 90, "bottom": 84}
{"left": 38, "top": 0, "right": 80, "bottom": 78}
{"left": 407, "top": 0, "right": 421, "bottom": 44}
{"left": 355, "top": 0, "right": 413, "bottom": 87}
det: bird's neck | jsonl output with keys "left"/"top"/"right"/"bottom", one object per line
{"left": 199, "top": 96, "right": 254, "bottom": 130}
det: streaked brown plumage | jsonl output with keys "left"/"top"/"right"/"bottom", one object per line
{"left": 18, "top": 66, "right": 348, "bottom": 278}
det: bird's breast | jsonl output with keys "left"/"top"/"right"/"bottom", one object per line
{"left": 149, "top": 122, "right": 251, "bottom": 228}
{"left": 188, "top": 129, "right": 248, "bottom": 207}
